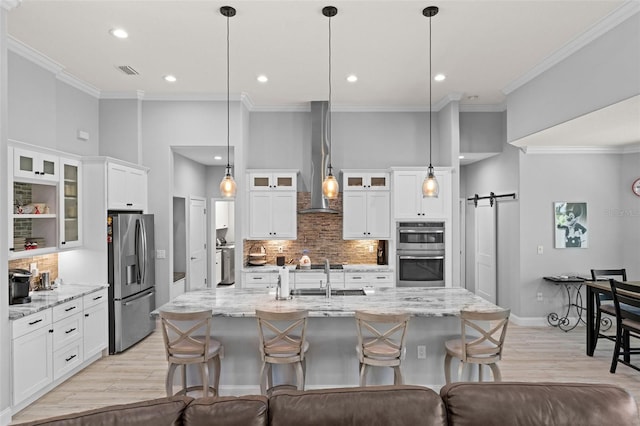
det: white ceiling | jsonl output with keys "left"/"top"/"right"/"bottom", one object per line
{"left": 6, "top": 0, "right": 640, "bottom": 160}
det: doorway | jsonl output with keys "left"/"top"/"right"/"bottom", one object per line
{"left": 474, "top": 200, "right": 497, "bottom": 304}
{"left": 188, "top": 196, "right": 207, "bottom": 290}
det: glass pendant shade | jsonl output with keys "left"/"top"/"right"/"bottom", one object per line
{"left": 422, "top": 169, "right": 439, "bottom": 198}
{"left": 220, "top": 172, "right": 236, "bottom": 198}
{"left": 322, "top": 173, "right": 339, "bottom": 199}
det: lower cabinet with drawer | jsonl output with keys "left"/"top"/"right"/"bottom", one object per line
{"left": 11, "top": 288, "right": 108, "bottom": 412}
{"left": 243, "top": 272, "right": 277, "bottom": 289}
{"left": 294, "top": 272, "right": 345, "bottom": 289}
{"left": 345, "top": 271, "right": 394, "bottom": 289}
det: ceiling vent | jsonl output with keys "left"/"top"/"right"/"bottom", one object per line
{"left": 116, "top": 65, "right": 139, "bottom": 76}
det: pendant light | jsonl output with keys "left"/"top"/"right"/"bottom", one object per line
{"left": 322, "top": 6, "right": 339, "bottom": 200}
{"left": 219, "top": 5, "right": 237, "bottom": 198}
{"left": 422, "top": 6, "right": 439, "bottom": 198}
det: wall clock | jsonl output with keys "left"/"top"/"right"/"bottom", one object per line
{"left": 633, "top": 178, "right": 640, "bottom": 197}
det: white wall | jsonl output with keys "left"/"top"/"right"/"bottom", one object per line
{"left": 620, "top": 152, "right": 640, "bottom": 278}
{"left": 172, "top": 152, "right": 207, "bottom": 198}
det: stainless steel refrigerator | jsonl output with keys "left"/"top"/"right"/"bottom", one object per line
{"left": 107, "top": 212, "right": 156, "bottom": 354}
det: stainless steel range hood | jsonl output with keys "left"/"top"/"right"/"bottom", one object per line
{"left": 299, "top": 101, "right": 340, "bottom": 214}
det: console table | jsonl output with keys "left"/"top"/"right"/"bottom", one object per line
{"left": 543, "top": 276, "right": 589, "bottom": 332}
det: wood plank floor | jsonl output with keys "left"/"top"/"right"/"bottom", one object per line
{"left": 10, "top": 323, "right": 640, "bottom": 424}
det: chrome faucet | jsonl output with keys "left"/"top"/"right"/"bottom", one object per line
{"left": 324, "top": 258, "right": 331, "bottom": 298}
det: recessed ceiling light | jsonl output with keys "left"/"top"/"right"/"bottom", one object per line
{"left": 257, "top": 75, "right": 268, "bottom": 83}
{"left": 434, "top": 74, "right": 446, "bottom": 82}
{"left": 109, "top": 28, "right": 128, "bottom": 39}
{"left": 347, "top": 74, "right": 358, "bottom": 83}
{"left": 459, "top": 155, "right": 465, "bottom": 159}
{"left": 214, "top": 156, "right": 222, "bottom": 160}
{"left": 467, "top": 95, "right": 479, "bottom": 101}
{"left": 164, "top": 75, "right": 177, "bottom": 83}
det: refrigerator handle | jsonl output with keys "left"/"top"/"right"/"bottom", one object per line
{"left": 140, "top": 218, "right": 148, "bottom": 284}
{"left": 135, "top": 219, "right": 142, "bottom": 284}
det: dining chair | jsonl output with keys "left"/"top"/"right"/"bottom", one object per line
{"left": 444, "top": 308, "right": 510, "bottom": 384}
{"left": 590, "top": 269, "right": 627, "bottom": 350}
{"left": 355, "top": 310, "right": 410, "bottom": 386}
{"left": 608, "top": 279, "right": 640, "bottom": 373}
{"left": 255, "top": 309, "right": 309, "bottom": 395}
{"left": 159, "top": 310, "right": 223, "bottom": 397}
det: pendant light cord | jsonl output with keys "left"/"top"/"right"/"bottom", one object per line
{"left": 428, "top": 13, "right": 433, "bottom": 169}
{"left": 226, "top": 12, "right": 231, "bottom": 174}
{"left": 327, "top": 13, "right": 333, "bottom": 173}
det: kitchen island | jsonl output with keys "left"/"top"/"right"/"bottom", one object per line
{"left": 154, "top": 286, "right": 502, "bottom": 393}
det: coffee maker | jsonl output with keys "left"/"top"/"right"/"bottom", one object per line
{"left": 376, "top": 240, "right": 388, "bottom": 265}
{"left": 9, "top": 268, "right": 32, "bottom": 305}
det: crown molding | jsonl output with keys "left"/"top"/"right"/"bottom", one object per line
{"left": 100, "top": 90, "right": 146, "bottom": 100}
{"left": 56, "top": 71, "right": 100, "bottom": 97}
{"left": 1, "top": 0, "right": 21, "bottom": 11}
{"left": 460, "top": 102, "right": 507, "bottom": 113}
{"left": 503, "top": 1, "right": 640, "bottom": 95}
{"left": 521, "top": 145, "right": 634, "bottom": 155}
{"left": 137, "top": 92, "right": 243, "bottom": 102}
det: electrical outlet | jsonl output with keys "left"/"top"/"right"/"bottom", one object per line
{"left": 537, "top": 245, "right": 544, "bottom": 255}
{"left": 156, "top": 249, "right": 166, "bottom": 259}
{"left": 368, "top": 245, "right": 374, "bottom": 253}
{"left": 278, "top": 246, "right": 283, "bottom": 253}
{"left": 537, "top": 292, "right": 543, "bottom": 302}
{"left": 30, "top": 262, "right": 37, "bottom": 272}
{"left": 417, "top": 345, "right": 426, "bottom": 359}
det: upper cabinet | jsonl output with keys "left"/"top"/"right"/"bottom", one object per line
{"left": 13, "top": 148, "right": 59, "bottom": 182}
{"left": 393, "top": 169, "right": 451, "bottom": 220}
{"left": 343, "top": 171, "right": 389, "bottom": 191}
{"left": 107, "top": 162, "right": 148, "bottom": 211}
{"left": 343, "top": 170, "right": 390, "bottom": 240}
{"left": 249, "top": 171, "right": 297, "bottom": 191}
{"left": 247, "top": 170, "right": 297, "bottom": 240}
{"left": 9, "top": 144, "right": 83, "bottom": 258}
{"left": 59, "top": 158, "right": 82, "bottom": 248}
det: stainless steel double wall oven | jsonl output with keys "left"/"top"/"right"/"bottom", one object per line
{"left": 396, "top": 221, "right": 445, "bottom": 287}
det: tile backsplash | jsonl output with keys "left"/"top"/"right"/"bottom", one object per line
{"left": 9, "top": 253, "right": 59, "bottom": 290}
{"left": 243, "top": 192, "right": 381, "bottom": 266}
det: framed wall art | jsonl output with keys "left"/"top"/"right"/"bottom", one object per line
{"left": 554, "top": 202, "right": 588, "bottom": 248}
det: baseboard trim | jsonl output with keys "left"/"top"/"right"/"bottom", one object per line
{"left": 510, "top": 313, "right": 584, "bottom": 328}
{"left": 0, "top": 406, "right": 12, "bottom": 426}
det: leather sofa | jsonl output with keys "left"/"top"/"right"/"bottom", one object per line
{"left": 15, "top": 382, "right": 639, "bottom": 426}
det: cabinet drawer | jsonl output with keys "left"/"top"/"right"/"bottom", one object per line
{"left": 83, "top": 288, "right": 107, "bottom": 309}
{"left": 53, "top": 313, "right": 83, "bottom": 351}
{"left": 368, "top": 272, "right": 394, "bottom": 283}
{"left": 53, "top": 339, "right": 83, "bottom": 380}
{"left": 12, "top": 310, "right": 52, "bottom": 338}
{"left": 244, "top": 273, "right": 275, "bottom": 285}
{"left": 53, "top": 298, "right": 83, "bottom": 322}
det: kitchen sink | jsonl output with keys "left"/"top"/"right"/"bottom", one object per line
{"left": 291, "top": 288, "right": 366, "bottom": 296}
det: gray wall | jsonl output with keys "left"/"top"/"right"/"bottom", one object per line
{"left": 507, "top": 13, "right": 640, "bottom": 143}
{"left": 172, "top": 152, "right": 207, "bottom": 199}
{"left": 620, "top": 152, "right": 640, "bottom": 278}
{"left": 1, "top": 7, "right": 10, "bottom": 420}
{"left": 460, "top": 111, "right": 505, "bottom": 154}
{"left": 99, "top": 99, "right": 140, "bottom": 162}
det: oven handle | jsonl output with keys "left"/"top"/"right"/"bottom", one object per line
{"left": 399, "top": 255, "right": 444, "bottom": 260}
{"left": 399, "top": 229, "right": 444, "bottom": 234}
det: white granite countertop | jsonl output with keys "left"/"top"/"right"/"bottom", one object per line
{"left": 9, "top": 284, "right": 109, "bottom": 320}
{"left": 242, "top": 264, "right": 393, "bottom": 273}
{"left": 153, "top": 287, "right": 500, "bottom": 318}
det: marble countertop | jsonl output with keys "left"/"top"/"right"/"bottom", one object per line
{"left": 9, "top": 284, "right": 109, "bottom": 320}
{"left": 242, "top": 264, "right": 393, "bottom": 273}
{"left": 153, "top": 287, "right": 500, "bottom": 318}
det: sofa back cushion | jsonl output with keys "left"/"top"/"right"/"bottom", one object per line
{"left": 441, "top": 382, "right": 640, "bottom": 426}
{"left": 15, "top": 396, "right": 193, "bottom": 426}
{"left": 269, "top": 385, "right": 447, "bottom": 426}
{"left": 183, "top": 396, "right": 268, "bottom": 426}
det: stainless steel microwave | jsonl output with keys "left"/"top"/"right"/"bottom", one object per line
{"left": 396, "top": 222, "right": 445, "bottom": 251}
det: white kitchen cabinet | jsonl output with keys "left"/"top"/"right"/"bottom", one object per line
{"left": 243, "top": 271, "right": 277, "bottom": 289}
{"left": 59, "top": 157, "right": 82, "bottom": 248}
{"left": 215, "top": 250, "right": 222, "bottom": 285}
{"left": 215, "top": 202, "right": 229, "bottom": 229}
{"left": 13, "top": 147, "right": 59, "bottom": 182}
{"left": 345, "top": 272, "right": 394, "bottom": 289}
{"left": 249, "top": 191, "right": 297, "bottom": 240}
{"left": 10, "top": 181, "right": 58, "bottom": 257}
{"left": 393, "top": 169, "right": 451, "bottom": 220}
{"left": 82, "top": 289, "right": 108, "bottom": 359}
{"left": 12, "top": 310, "right": 53, "bottom": 407}
{"left": 343, "top": 191, "right": 390, "bottom": 239}
{"left": 107, "top": 162, "right": 148, "bottom": 211}
{"left": 249, "top": 171, "right": 297, "bottom": 191}
{"left": 342, "top": 171, "right": 389, "bottom": 191}
{"left": 294, "top": 272, "right": 344, "bottom": 289}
